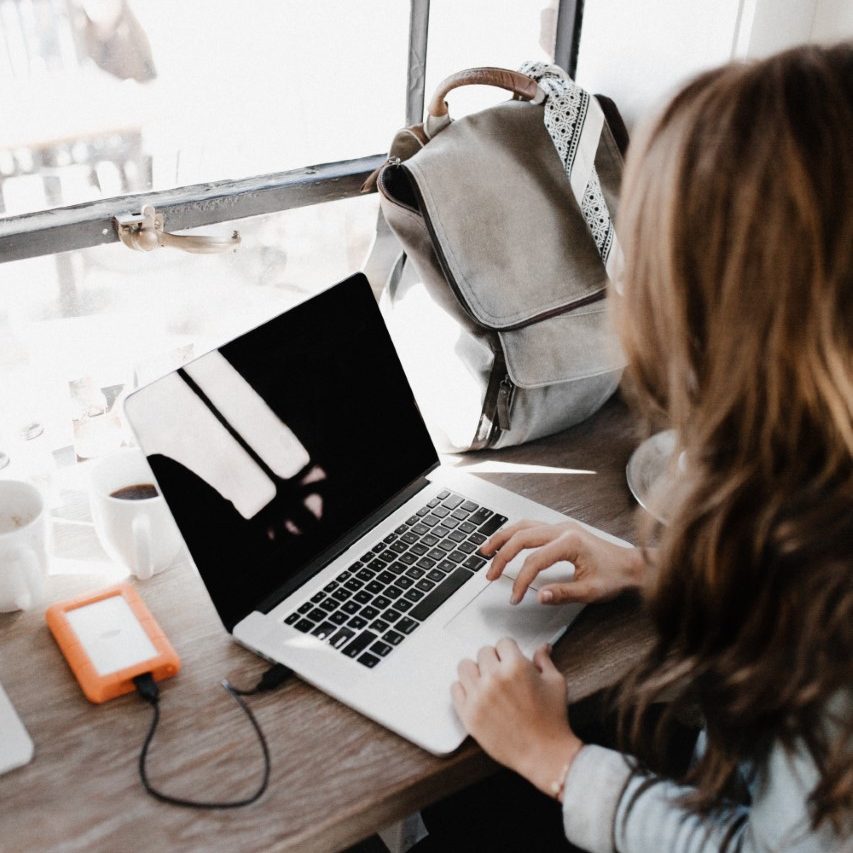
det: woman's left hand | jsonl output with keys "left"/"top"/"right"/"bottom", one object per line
{"left": 451, "top": 638, "right": 583, "bottom": 798}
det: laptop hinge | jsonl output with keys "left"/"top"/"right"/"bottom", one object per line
{"left": 253, "top": 466, "right": 439, "bottom": 619}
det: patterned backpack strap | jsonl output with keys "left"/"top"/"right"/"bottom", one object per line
{"left": 519, "top": 61, "right": 623, "bottom": 285}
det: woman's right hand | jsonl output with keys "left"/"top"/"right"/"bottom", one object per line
{"left": 482, "top": 520, "right": 646, "bottom": 605}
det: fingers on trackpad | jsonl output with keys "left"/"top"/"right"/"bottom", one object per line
{"left": 444, "top": 578, "right": 581, "bottom": 649}
{"left": 500, "top": 557, "right": 575, "bottom": 589}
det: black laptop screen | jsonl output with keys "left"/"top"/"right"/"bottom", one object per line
{"left": 126, "top": 274, "right": 439, "bottom": 631}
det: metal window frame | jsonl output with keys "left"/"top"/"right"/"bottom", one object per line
{"left": 0, "top": 0, "right": 581, "bottom": 265}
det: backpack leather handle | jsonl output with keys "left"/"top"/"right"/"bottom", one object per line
{"left": 427, "top": 67, "right": 544, "bottom": 118}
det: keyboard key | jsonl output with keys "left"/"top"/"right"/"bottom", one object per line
{"left": 319, "top": 598, "right": 338, "bottom": 612}
{"left": 297, "top": 602, "right": 313, "bottom": 614}
{"left": 356, "top": 569, "right": 375, "bottom": 582}
{"left": 294, "top": 619, "right": 314, "bottom": 633}
{"left": 389, "top": 561, "right": 408, "bottom": 575}
{"left": 384, "top": 533, "right": 398, "bottom": 544}
{"left": 436, "top": 539, "right": 455, "bottom": 553}
{"left": 377, "top": 570, "right": 396, "bottom": 585}
{"left": 436, "top": 559, "right": 455, "bottom": 574}
{"left": 284, "top": 612, "right": 299, "bottom": 625}
{"left": 310, "top": 592, "right": 325, "bottom": 603}
{"left": 442, "top": 517, "right": 460, "bottom": 529}
{"left": 434, "top": 525, "right": 452, "bottom": 538}
{"left": 409, "top": 568, "right": 475, "bottom": 622}
{"left": 342, "top": 630, "right": 378, "bottom": 658}
{"left": 335, "top": 570, "right": 352, "bottom": 583}
{"left": 451, "top": 508, "right": 470, "bottom": 520}
{"left": 401, "top": 532, "right": 418, "bottom": 545}
{"left": 426, "top": 569, "right": 445, "bottom": 583}
{"left": 404, "top": 588, "right": 425, "bottom": 602}
{"left": 411, "top": 523, "right": 429, "bottom": 536}
{"left": 395, "top": 524, "right": 408, "bottom": 535}
{"left": 458, "top": 541, "right": 476, "bottom": 554}
{"left": 422, "top": 514, "right": 440, "bottom": 527}
{"left": 422, "top": 533, "right": 439, "bottom": 547}
{"left": 442, "top": 495, "right": 464, "bottom": 509}
{"left": 427, "top": 548, "right": 445, "bottom": 561}
{"left": 397, "top": 617, "right": 418, "bottom": 634}
{"left": 437, "top": 489, "right": 450, "bottom": 499}
{"left": 390, "top": 541, "right": 408, "bottom": 554}
{"left": 427, "top": 498, "right": 441, "bottom": 508}
{"left": 330, "top": 627, "right": 355, "bottom": 649}
{"left": 478, "top": 514, "right": 508, "bottom": 537}
{"left": 373, "top": 595, "right": 391, "bottom": 610}
{"left": 396, "top": 576, "right": 414, "bottom": 589}
{"left": 406, "top": 515, "right": 419, "bottom": 525}
{"left": 371, "top": 542, "right": 386, "bottom": 554}
{"left": 463, "top": 554, "right": 488, "bottom": 571}
{"left": 415, "top": 579, "right": 434, "bottom": 592}
{"left": 323, "top": 581, "right": 339, "bottom": 593}
{"left": 370, "top": 641, "right": 393, "bottom": 657}
{"left": 459, "top": 521, "right": 476, "bottom": 534}
{"left": 354, "top": 590, "right": 372, "bottom": 604}
{"left": 367, "top": 559, "right": 387, "bottom": 572}
{"left": 406, "top": 567, "right": 425, "bottom": 580}
{"left": 308, "top": 607, "right": 327, "bottom": 622}
{"left": 384, "top": 630, "right": 404, "bottom": 645}
{"left": 416, "top": 506, "right": 430, "bottom": 517}
{"left": 349, "top": 616, "right": 368, "bottom": 630}
{"left": 400, "top": 552, "right": 417, "bottom": 565}
{"left": 432, "top": 506, "right": 450, "bottom": 518}
{"left": 330, "top": 611, "right": 348, "bottom": 625}
{"left": 378, "top": 550, "right": 396, "bottom": 563}
{"left": 385, "top": 585, "right": 404, "bottom": 599}
{"left": 366, "top": 580, "right": 384, "bottom": 595}
{"left": 410, "top": 543, "right": 428, "bottom": 556}
{"left": 358, "top": 653, "right": 381, "bottom": 668}
{"left": 345, "top": 579, "right": 363, "bottom": 592}
{"left": 361, "top": 605, "right": 380, "bottom": 621}
{"left": 449, "top": 530, "right": 466, "bottom": 543}
{"left": 447, "top": 551, "right": 466, "bottom": 564}
{"left": 461, "top": 500, "right": 478, "bottom": 512}
{"left": 384, "top": 608, "right": 403, "bottom": 623}
{"left": 342, "top": 601, "right": 360, "bottom": 615}
{"left": 469, "top": 507, "right": 493, "bottom": 526}
{"left": 332, "top": 588, "right": 350, "bottom": 602}
{"left": 311, "top": 622, "right": 336, "bottom": 640}
{"left": 415, "top": 557, "right": 436, "bottom": 570}
{"left": 395, "top": 598, "right": 413, "bottom": 612}
{"left": 469, "top": 532, "right": 487, "bottom": 545}
{"left": 371, "top": 618, "right": 391, "bottom": 633}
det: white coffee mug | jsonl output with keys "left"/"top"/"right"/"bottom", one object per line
{"left": 0, "top": 480, "right": 48, "bottom": 612}
{"left": 89, "top": 449, "right": 184, "bottom": 580}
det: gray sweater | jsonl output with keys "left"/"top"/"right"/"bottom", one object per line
{"left": 561, "top": 730, "right": 848, "bottom": 852}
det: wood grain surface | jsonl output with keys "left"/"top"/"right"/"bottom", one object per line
{"left": 0, "top": 395, "right": 653, "bottom": 852}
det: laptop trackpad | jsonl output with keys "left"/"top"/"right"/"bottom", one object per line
{"left": 445, "top": 578, "right": 581, "bottom": 652}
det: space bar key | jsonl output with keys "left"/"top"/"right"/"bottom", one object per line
{"left": 409, "top": 568, "right": 474, "bottom": 622}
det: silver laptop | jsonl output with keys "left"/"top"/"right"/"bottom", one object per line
{"left": 124, "top": 273, "right": 624, "bottom": 755}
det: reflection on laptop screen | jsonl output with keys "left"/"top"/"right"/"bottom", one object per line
{"left": 126, "top": 275, "right": 438, "bottom": 631}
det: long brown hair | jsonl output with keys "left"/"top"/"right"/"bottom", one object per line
{"left": 614, "top": 43, "right": 853, "bottom": 832}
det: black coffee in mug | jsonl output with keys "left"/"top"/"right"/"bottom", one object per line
{"left": 110, "top": 483, "right": 159, "bottom": 501}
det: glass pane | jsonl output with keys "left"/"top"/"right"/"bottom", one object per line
{"left": 0, "top": 0, "right": 408, "bottom": 217}
{"left": 424, "top": 0, "right": 557, "bottom": 120}
{"left": 0, "top": 193, "right": 380, "bottom": 469}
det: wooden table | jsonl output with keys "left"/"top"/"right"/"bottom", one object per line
{"left": 0, "top": 396, "right": 653, "bottom": 852}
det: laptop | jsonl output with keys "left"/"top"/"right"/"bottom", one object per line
{"left": 124, "top": 273, "right": 625, "bottom": 755}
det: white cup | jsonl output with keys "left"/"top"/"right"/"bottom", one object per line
{"left": 0, "top": 480, "right": 48, "bottom": 612}
{"left": 89, "top": 449, "right": 183, "bottom": 580}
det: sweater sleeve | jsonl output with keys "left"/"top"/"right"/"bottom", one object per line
{"left": 560, "top": 739, "right": 842, "bottom": 853}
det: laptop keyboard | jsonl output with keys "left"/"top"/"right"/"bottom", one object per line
{"left": 282, "top": 490, "right": 507, "bottom": 668}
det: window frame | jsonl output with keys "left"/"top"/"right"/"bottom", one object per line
{"left": 0, "top": 0, "right": 582, "bottom": 264}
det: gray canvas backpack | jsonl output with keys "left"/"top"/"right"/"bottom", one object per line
{"left": 365, "top": 64, "right": 628, "bottom": 453}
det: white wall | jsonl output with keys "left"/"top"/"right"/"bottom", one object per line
{"left": 576, "top": 0, "right": 853, "bottom": 130}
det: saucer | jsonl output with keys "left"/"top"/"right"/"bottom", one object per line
{"left": 626, "top": 429, "right": 677, "bottom": 521}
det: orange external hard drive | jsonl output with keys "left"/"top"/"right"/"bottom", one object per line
{"left": 46, "top": 583, "right": 180, "bottom": 703}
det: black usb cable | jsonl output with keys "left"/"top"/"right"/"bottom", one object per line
{"left": 133, "top": 663, "right": 292, "bottom": 809}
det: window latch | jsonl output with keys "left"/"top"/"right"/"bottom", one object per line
{"left": 114, "top": 205, "right": 241, "bottom": 254}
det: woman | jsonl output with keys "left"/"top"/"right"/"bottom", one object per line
{"left": 451, "top": 44, "right": 852, "bottom": 852}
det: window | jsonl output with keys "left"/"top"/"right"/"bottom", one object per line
{"left": 0, "top": 0, "right": 581, "bottom": 470}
